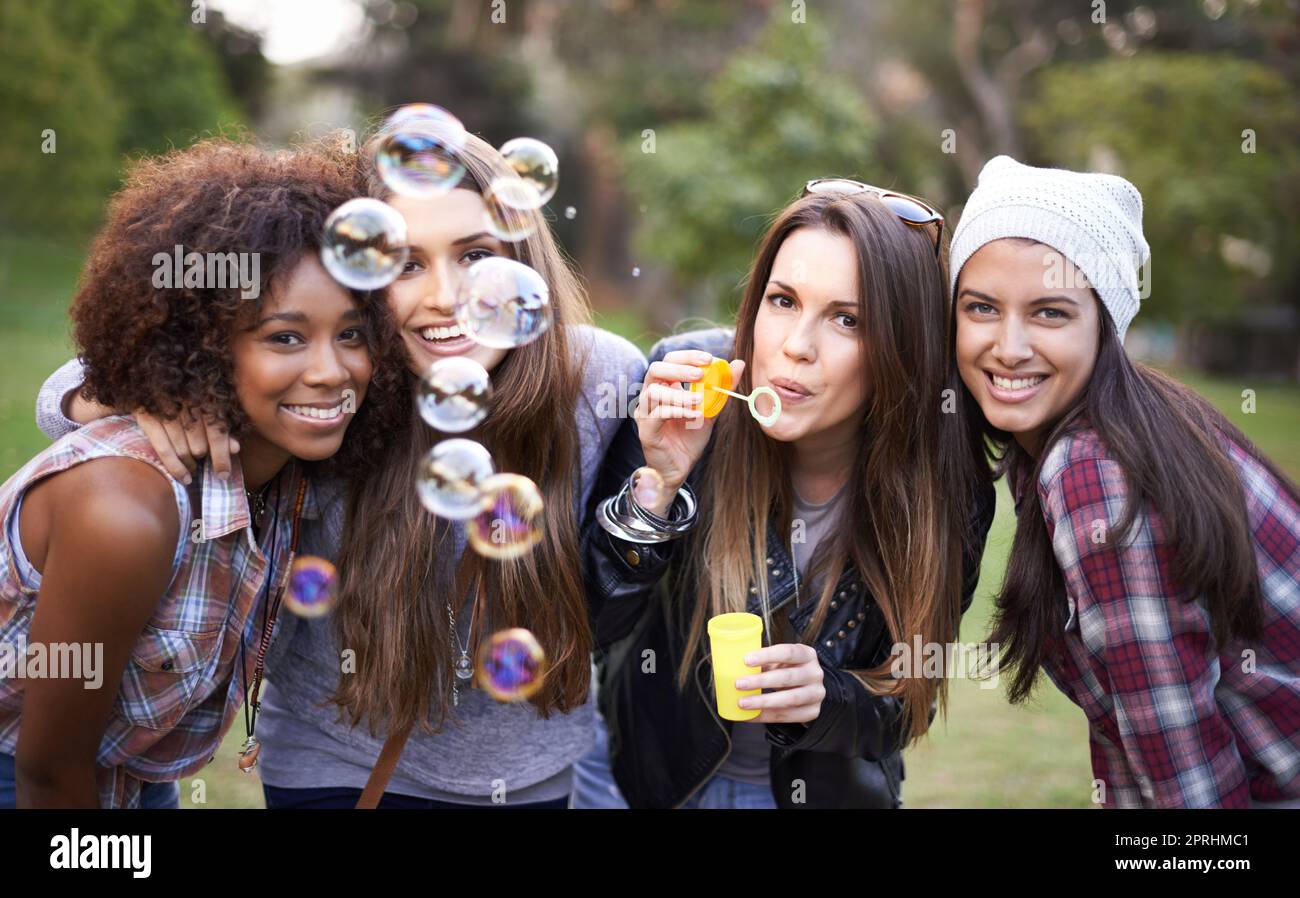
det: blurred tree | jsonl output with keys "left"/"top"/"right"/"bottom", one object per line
{"left": 0, "top": 1, "right": 123, "bottom": 236}
{"left": 1020, "top": 52, "right": 1300, "bottom": 328}
{"left": 60, "top": 0, "right": 243, "bottom": 157}
{"left": 197, "top": 6, "right": 273, "bottom": 123}
{"left": 618, "top": 8, "right": 878, "bottom": 323}
{"left": 328, "top": 0, "right": 537, "bottom": 142}
{"left": 0, "top": 0, "right": 245, "bottom": 239}
{"left": 870, "top": 0, "right": 1297, "bottom": 190}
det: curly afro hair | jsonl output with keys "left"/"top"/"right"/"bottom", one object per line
{"left": 71, "top": 134, "right": 410, "bottom": 475}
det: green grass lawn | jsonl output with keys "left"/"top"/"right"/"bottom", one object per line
{"left": 2, "top": 235, "right": 1297, "bottom": 808}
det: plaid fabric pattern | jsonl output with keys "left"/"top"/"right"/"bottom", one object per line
{"left": 1035, "top": 428, "right": 1300, "bottom": 808}
{"left": 0, "top": 416, "right": 314, "bottom": 807}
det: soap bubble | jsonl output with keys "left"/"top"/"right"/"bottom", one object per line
{"left": 416, "top": 439, "right": 494, "bottom": 520}
{"left": 417, "top": 357, "right": 492, "bottom": 433}
{"left": 497, "top": 137, "right": 559, "bottom": 209}
{"left": 375, "top": 105, "right": 467, "bottom": 197}
{"left": 284, "top": 556, "right": 338, "bottom": 618}
{"left": 388, "top": 104, "right": 466, "bottom": 137}
{"left": 467, "top": 473, "right": 544, "bottom": 560}
{"left": 482, "top": 177, "right": 539, "bottom": 242}
{"left": 321, "top": 198, "right": 409, "bottom": 290}
{"left": 454, "top": 257, "right": 550, "bottom": 349}
{"left": 476, "top": 627, "right": 547, "bottom": 703}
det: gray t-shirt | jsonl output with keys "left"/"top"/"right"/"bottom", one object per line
{"left": 35, "top": 325, "right": 647, "bottom": 806}
{"left": 717, "top": 483, "right": 847, "bottom": 786}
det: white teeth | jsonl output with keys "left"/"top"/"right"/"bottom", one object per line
{"left": 284, "top": 404, "right": 343, "bottom": 420}
{"left": 420, "top": 324, "right": 464, "bottom": 342}
{"left": 991, "top": 374, "right": 1046, "bottom": 391}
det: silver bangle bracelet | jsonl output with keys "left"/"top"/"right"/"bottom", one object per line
{"left": 595, "top": 477, "right": 698, "bottom": 544}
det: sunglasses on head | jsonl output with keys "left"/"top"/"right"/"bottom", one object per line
{"left": 801, "top": 178, "right": 944, "bottom": 256}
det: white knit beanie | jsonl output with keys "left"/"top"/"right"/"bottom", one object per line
{"left": 948, "top": 156, "right": 1151, "bottom": 342}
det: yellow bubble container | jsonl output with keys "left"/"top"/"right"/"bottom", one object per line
{"left": 707, "top": 611, "right": 763, "bottom": 721}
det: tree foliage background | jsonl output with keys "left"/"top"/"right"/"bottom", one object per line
{"left": 1, "top": 0, "right": 1297, "bottom": 373}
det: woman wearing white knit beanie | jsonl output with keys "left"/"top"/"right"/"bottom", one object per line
{"left": 950, "top": 156, "right": 1300, "bottom": 809}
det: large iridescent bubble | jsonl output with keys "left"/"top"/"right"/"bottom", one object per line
{"left": 454, "top": 256, "right": 551, "bottom": 349}
{"left": 376, "top": 104, "right": 468, "bottom": 198}
{"left": 416, "top": 438, "right": 494, "bottom": 521}
{"left": 417, "top": 357, "right": 492, "bottom": 433}
{"left": 320, "top": 198, "right": 409, "bottom": 290}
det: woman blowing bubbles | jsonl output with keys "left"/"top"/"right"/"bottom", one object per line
{"left": 578, "top": 181, "right": 995, "bottom": 809}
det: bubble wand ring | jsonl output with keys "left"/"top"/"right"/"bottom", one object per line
{"left": 710, "top": 384, "right": 781, "bottom": 428}
{"left": 688, "top": 358, "right": 782, "bottom": 428}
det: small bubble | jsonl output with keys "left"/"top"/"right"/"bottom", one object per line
{"left": 284, "top": 556, "right": 339, "bottom": 618}
{"left": 477, "top": 628, "right": 547, "bottom": 702}
{"left": 498, "top": 137, "right": 559, "bottom": 208}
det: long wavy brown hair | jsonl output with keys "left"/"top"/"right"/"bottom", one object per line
{"left": 330, "top": 124, "right": 594, "bottom": 736}
{"left": 675, "top": 190, "right": 980, "bottom": 745}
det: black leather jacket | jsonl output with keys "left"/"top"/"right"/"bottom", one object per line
{"left": 584, "top": 329, "right": 996, "bottom": 809}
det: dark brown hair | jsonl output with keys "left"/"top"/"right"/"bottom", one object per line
{"left": 330, "top": 127, "right": 594, "bottom": 736}
{"left": 70, "top": 135, "right": 408, "bottom": 475}
{"left": 676, "top": 189, "right": 982, "bottom": 745}
{"left": 972, "top": 293, "right": 1300, "bottom": 702}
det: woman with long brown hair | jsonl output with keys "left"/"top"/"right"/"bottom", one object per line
{"left": 951, "top": 156, "right": 1300, "bottom": 808}
{"left": 36, "top": 117, "right": 647, "bottom": 808}
{"left": 578, "top": 181, "right": 994, "bottom": 808}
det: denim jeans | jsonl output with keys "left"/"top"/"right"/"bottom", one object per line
{"left": 262, "top": 783, "right": 569, "bottom": 809}
{"left": 679, "top": 774, "right": 778, "bottom": 809}
{"left": 570, "top": 710, "right": 776, "bottom": 809}
{"left": 569, "top": 708, "right": 629, "bottom": 808}
{"left": 0, "top": 752, "right": 180, "bottom": 808}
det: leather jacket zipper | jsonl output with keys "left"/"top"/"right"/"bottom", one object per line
{"left": 673, "top": 653, "right": 733, "bottom": 809}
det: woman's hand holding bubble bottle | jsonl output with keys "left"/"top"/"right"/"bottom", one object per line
{"left": 633, "top": 351, "right": 745, "bottom": 516}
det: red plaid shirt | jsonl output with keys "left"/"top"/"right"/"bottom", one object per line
{"left": 0, "top": 417, "right": 313, "bottom": 807}
{"left": 1028, "top": 428, "right": 1300, "bottom": 807}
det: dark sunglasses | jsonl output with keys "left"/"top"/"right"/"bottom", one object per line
{"left": 801, "top": 178, "right": 944, "bottom": 256}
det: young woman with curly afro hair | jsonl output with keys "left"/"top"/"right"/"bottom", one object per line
{"left": 0, "top": 135, "right": 407, "bottom": 808}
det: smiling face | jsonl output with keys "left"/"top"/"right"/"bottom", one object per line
{"left": 749, "top": 226, "right": 868, "bottom": 449}
{"left": 230, "top": 254, "right": 373, "bottom": 472}
{"left": 386, "top": 189, "right": 511, "bottom": 378}
{"left": 955, "top": 238, "right": 1102, "bottom": 455}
